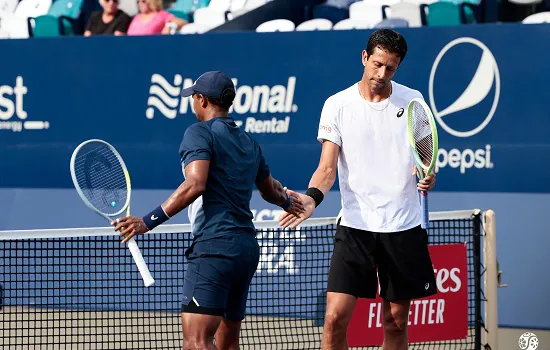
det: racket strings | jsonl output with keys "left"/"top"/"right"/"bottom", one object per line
{"left": 75, "top": 170, "right": 126, "bottom": 212}
{"left": 415, "top": 135, "right": 433, "bottom": 166}
{"left": 74, "top": 144, "right": 128, "bottom": 215}
{"left": 74, "top": 151, "right": 125, "bottom": 191}
{"left": 75, "top": 167, "right": 126, "bottom": 206}
{"left": 412, "top": 104, "right": 434, "bottom": 167}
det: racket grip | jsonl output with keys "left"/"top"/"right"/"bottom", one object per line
{"left": 127, "top": 238, "right": 155, "bottom": 287}
{"left": 420, "top": 191, "right": 429, "bottom": 230}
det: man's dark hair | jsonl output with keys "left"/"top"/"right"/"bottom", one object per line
{"left": 205, "top": 88, "right": 236, "bottom": 112}
{"left": 366, "top": 29, "right": 408, "bottom": 64}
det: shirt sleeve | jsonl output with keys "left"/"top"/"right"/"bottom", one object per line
{"left": 161, "top": 10, "right": 175, "bottom": 22}
{"left": 116, "top": 12, "right": 132, "bottom": 33}
{"left": 85, "top": 12, "right": 99, "bottom": 32}
{"left": 179, "top": 124, "right": 213, "bottom": 167}
{"left": 255, "top": 145, "right": 271, "bottom": 183}
{"left": 413, "top": 89, "right": 425, "bottom": 101}
{"left": 317, "top": 97, "right": 342, "bottom": 146}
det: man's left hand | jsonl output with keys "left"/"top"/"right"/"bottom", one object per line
{"left": 112, "top": 216, "right": 149, "bottom": 244}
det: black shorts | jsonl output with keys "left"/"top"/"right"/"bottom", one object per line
{"left": 327, "top": 221, "right": 437, "bottom": 301}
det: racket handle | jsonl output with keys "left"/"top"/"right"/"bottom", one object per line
{"left": 127, "top": 238, "right": 155, "bottom": 287}
{"left": 420, "top": 191, "right": 429, "bottom": 230}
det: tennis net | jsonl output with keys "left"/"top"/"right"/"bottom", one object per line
{"left": 0, "top": 209, "right": 497, "bottom": 349}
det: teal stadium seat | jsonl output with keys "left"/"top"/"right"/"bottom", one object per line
{"left": 49, "top": 0, "right": 84, "bottom": 34}
{"left": 444, "top": 0, "right": 477, "bottom": 23}
{"left": 427, "top": 1, "right": 462, "bottom": 26}
{"left": 169, "top": 0, "right": 211, "bottom": 22}
{"left": 30, "top": 14, "right": 63, "bottom": 37}
{"left": 32, "top": 0, "right": 84, "bottom": 36}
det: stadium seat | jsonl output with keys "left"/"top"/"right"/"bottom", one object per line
{"left": 228, "top": 0, "right": 266, "bottom": 19}
{"left": 30, "top": 14, "right": 63, "bottom": 37}
{"left": 179, "top": 22, "right": 209, "bottom": 34}
{"left": 439, "top": 0, "right": 478, "bottom": 23}
{"left": 208, "top": 0, "right": 231, "bottom": 12}
{"left": 332, "top": 17, "right": 372, "bottom": 29}
{"left": 405, "top": 0, "right": 438, "bottom": 5}
{"left": 296, "top": 18, "right": 333, "bottom": 31}
{"left": 385, "top": 2, "right": 423, "bottom": 27}
{"left": 48, "top": 0, "right": 83, "bottom": 19}
{"left": 324, "top": 0, "right": 359, "bottom": 8}
{"left": 168, "top": 9, "right": 190, "bottom": 21}
{"left": 372, "top": 0, "right": 403, "bottom": 6}
{"left": 256, "top": 19, "right": 295, "bottom": 32}
{"left": 1, "top": 0, "right": 52, "bottom": 38}
{"left": 0, "top": 0, "right": 19, "bottom": 21}
{"left": 242, "top": 0, "right": 267, "bottom": 10}
{"left": 229, "top": 0, "right": 247, "bottom": 12}
{"left": 117, "top": 0, "right": 139, "bottom": 17}
{"left": 374, "top": 17, "right": 409, "bottom": 28}
{"left": 523, "top": 11, "right": 550, "bottom": 22}
{"left": 169, "top": 0, "right": 210, "bottom": 22}
{"left": 0, "top": 16, "right": 26, "bottom": 38}
{"left": 508, "top": 0, "right": 542, "bottom": 5}
{"left": 426, "top": 1, "right": 462, "bottom": 26}
{"left": 194, "top": 0, "right": 231, "bottom": 24}
{"left": 43, "top": 0, "right": 84, "bottom": 35}
{"left": 349, "top": 1, "right": 384, "bottom": 27}
{"left": 193, "top": 6, "right": 226, "bottom": 29}
{"left": 312, "top": 4, "right": 349, "bottom": 24}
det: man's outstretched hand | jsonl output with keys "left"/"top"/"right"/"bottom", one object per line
{"left": 282, "top": 191, "right": 306, "bottom": 217}
{"left": 279, "top": 189, "right": 316, "bottom": 229}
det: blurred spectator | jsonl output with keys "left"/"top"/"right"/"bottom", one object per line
{"left": 325, "top": 0, "right": 361, "bottom": 9}
{"left": 84, "top": 0, "right": 132, "bottom": 36}
{"left": 127, "top": 0, "right": 187, "bottom": 35}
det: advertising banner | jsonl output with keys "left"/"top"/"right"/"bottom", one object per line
{"left": 347, "top": 243, "right": 469, "bottom": 346}
{"left": 1, "top": 24, "right": 550, "bottom": 193}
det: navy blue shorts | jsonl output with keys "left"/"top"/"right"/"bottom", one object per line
{"left": 182, "top": 234, "right": 260, "bottom": 321}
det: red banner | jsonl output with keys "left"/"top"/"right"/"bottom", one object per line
{"left": 347, "top": 243, "right": 468, "bottom": 346}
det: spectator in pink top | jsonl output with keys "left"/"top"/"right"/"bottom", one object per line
{"left": 127, "top": 0, "right": 187, "bottom": 36}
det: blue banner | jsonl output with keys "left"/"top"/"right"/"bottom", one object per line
{"left": 1, "top": 23, "right": 550, "bottom": 193}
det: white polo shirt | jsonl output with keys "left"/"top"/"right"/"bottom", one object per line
{"left": 317, "top": 81, "right": 423, "bottom": 233}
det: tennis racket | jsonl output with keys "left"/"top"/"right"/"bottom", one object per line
{"left": 407, "top": 98, "right": 439, "bottom": 229}
{"left": 70, "top": 139, "right": 155, "bottom": 287}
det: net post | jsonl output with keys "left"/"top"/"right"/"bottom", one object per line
{"left": 473, "top": 211, "right": 482, "bottom": 350}
{"left": 483, "top": 209, "right": 498, "bottom": 350}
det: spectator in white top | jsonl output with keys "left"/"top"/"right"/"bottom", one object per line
{"left": 280, "top": 29, "right": 437, "bottom": 350}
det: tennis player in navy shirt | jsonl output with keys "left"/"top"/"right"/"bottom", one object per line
{"left": 114, "top": 71, "right": 304, "bottom": 350}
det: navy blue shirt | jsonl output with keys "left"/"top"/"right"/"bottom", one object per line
{"left": 179, "top": 117, "right": 271, "bottom": 242}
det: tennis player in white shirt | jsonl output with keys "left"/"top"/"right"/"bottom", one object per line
{"left": 280, "top": 29, "right": 437, "bottom": 350}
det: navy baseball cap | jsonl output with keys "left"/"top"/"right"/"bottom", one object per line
{"left": 181, "top": 71, "right": 235, "bottom": 101}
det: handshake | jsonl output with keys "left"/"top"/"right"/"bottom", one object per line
{"left": 277, "top": 187, "right": 324, "bottom": 229}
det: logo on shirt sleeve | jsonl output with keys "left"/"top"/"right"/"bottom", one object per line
{"left": 319, "top": 125, "right": 332, "bottom": 133}
{"left": 397, "top": 108, "right": 404, "bottom": 118}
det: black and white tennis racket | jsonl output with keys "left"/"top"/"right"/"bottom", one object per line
{"left": 70, "top": 139, "right": 155, "bottom": 287}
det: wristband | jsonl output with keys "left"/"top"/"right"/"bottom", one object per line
{"left": 305, "top": 187, "right": 324, "bottom": 208}
{"left": 142, "top": 205, "right": 171, "bottom": 231}
{"left": 280, "top": 193, "right": 291, "bottom": 210}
